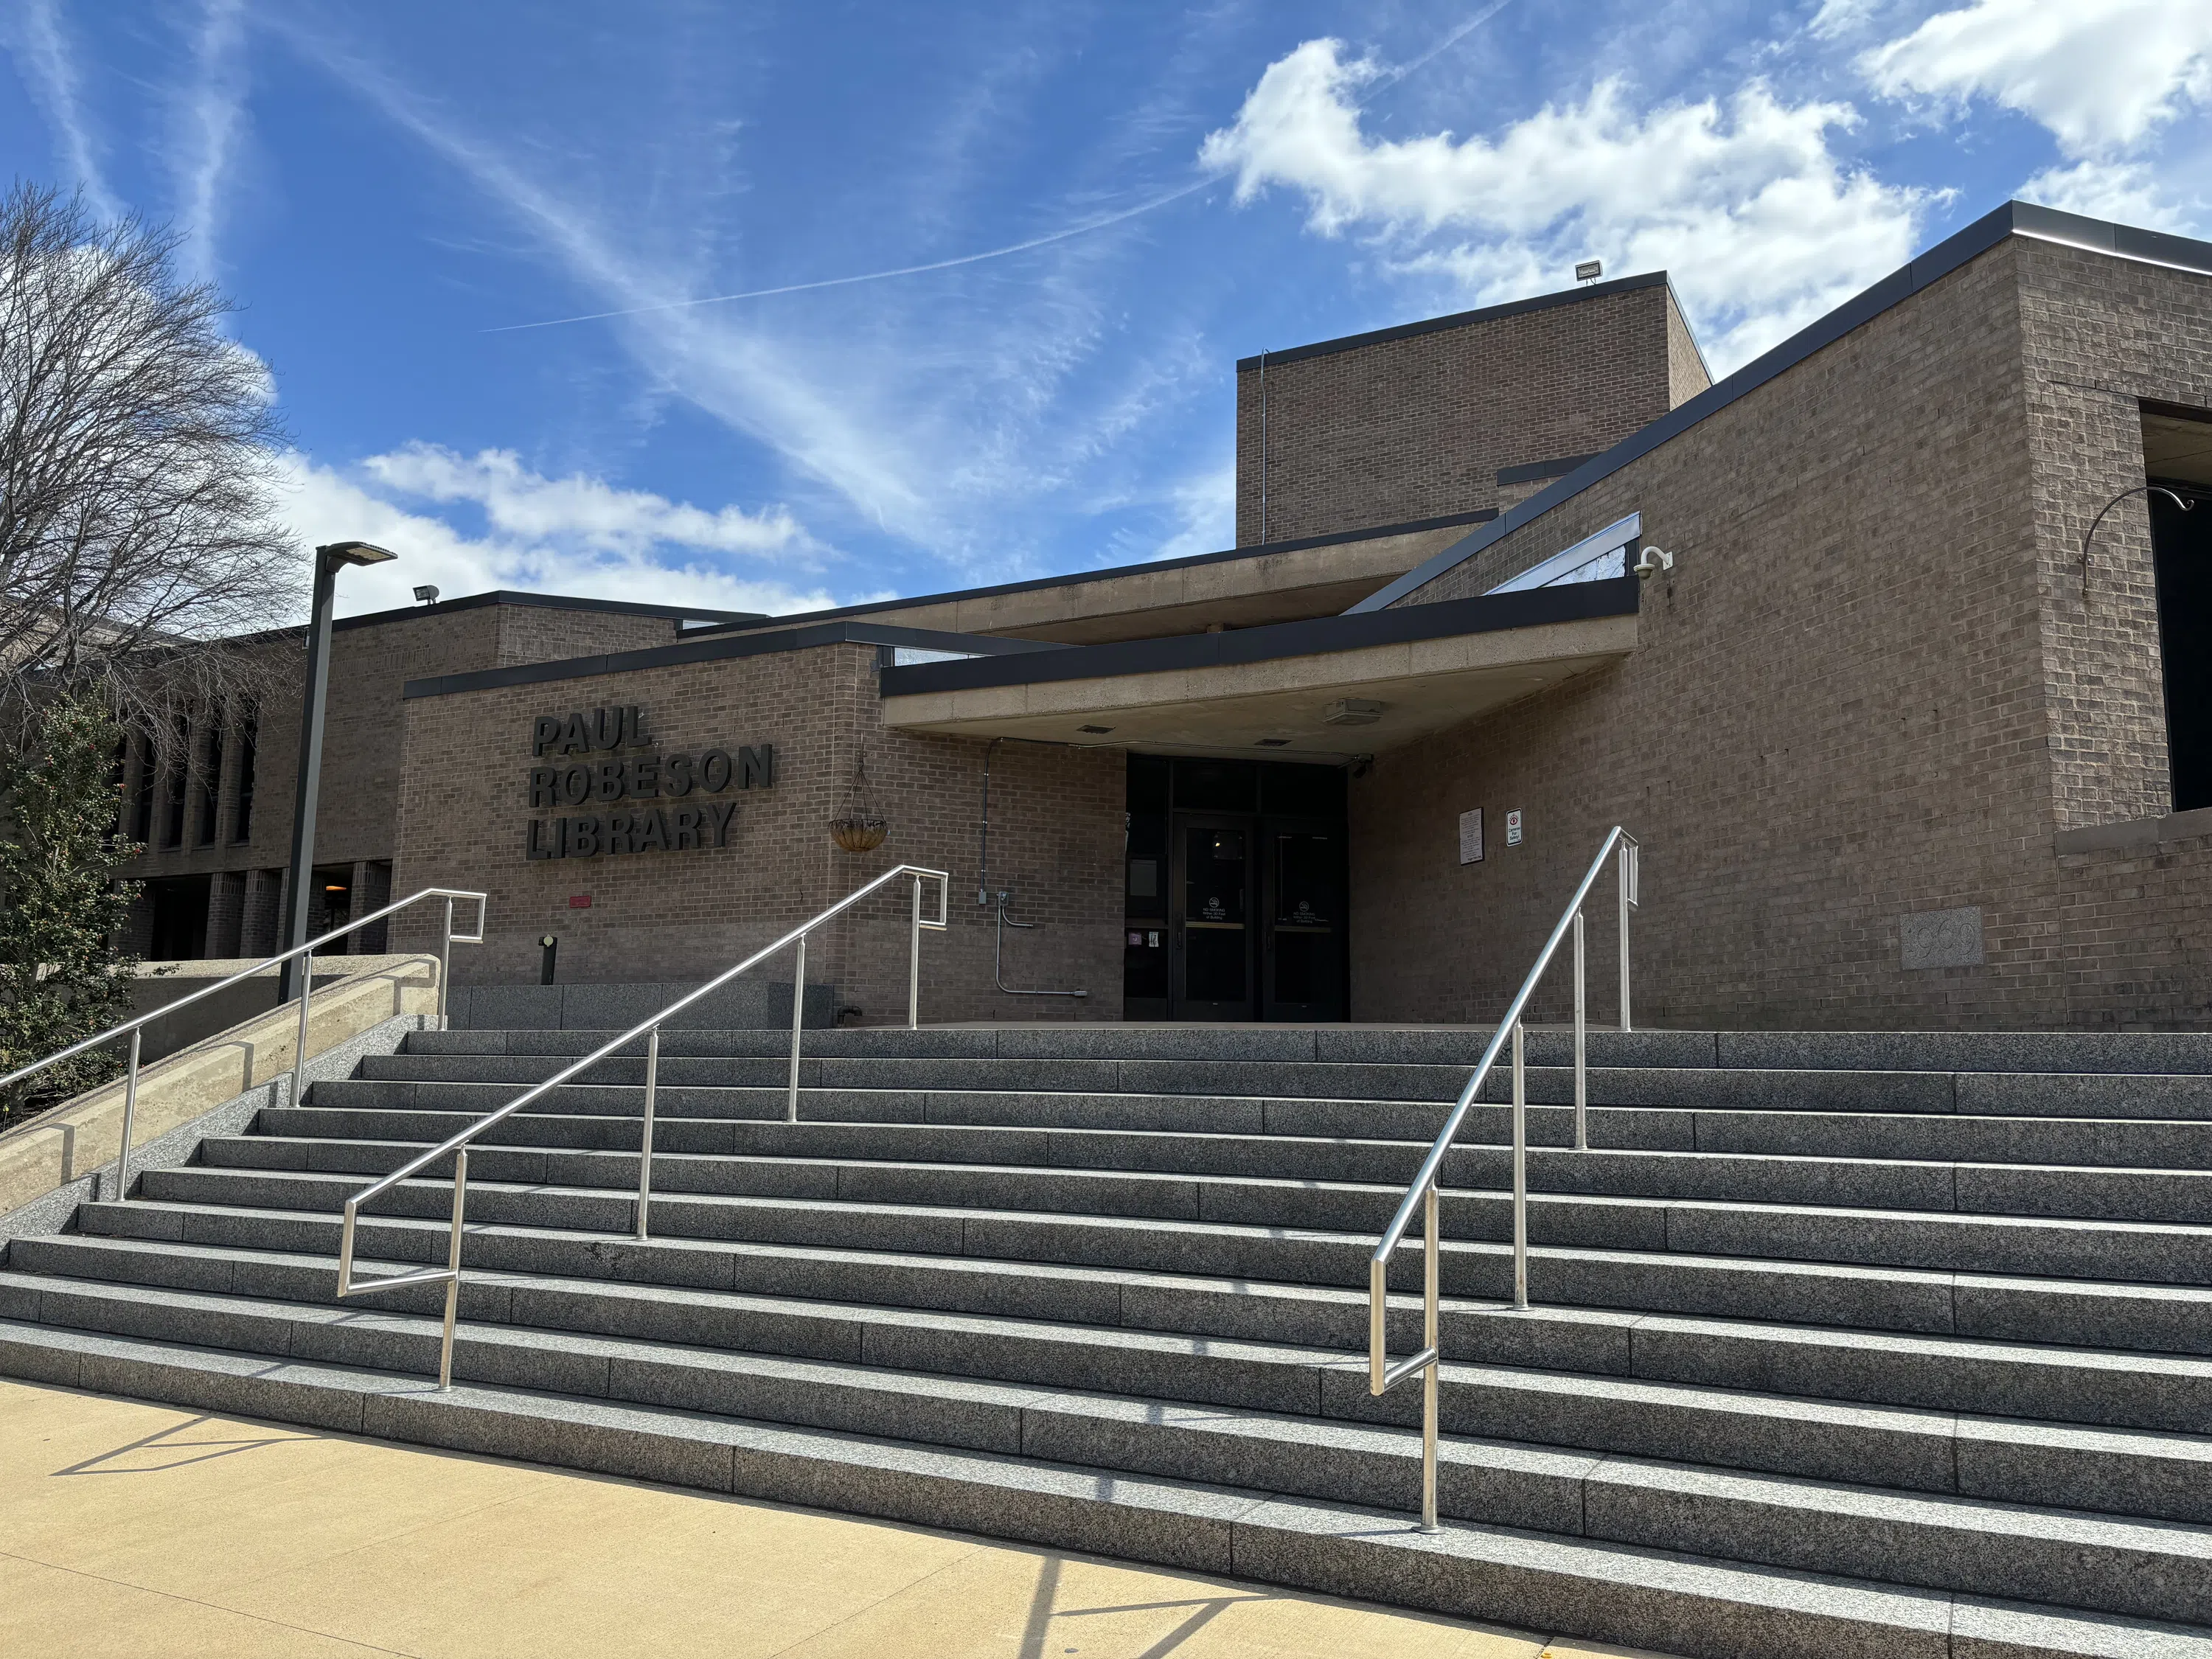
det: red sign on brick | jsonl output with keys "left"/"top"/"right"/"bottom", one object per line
{"left": 568, "top": 894, "right": 592, "bottom": 908}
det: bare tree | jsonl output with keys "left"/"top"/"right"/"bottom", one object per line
{"left": 0, "top": 181, "right": 302, "bottom": 740}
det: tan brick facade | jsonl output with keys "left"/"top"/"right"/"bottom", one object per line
{"left": 1234, "top": 279, "right": 1705, "bottom": 546}
{"left": 1353, "top": 235, "right": 2212, "bottom": 1030}
{"left": 392, "top": 644, "right": 1125, "bottom": 1025}
{"left": 105, "top": 212, "right": 2212, "bottom": 1033}
{"left": 117, "top": 598, "right": 724, "bottom": 955}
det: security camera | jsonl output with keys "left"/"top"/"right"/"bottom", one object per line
{"left": 1632, "top": 546, "right": 1674, "bottom": 580}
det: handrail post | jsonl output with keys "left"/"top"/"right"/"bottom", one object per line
{"left": 439, "top": 1147, "right": 467, "bottom": 1390}
{"left": 635, "top": 1024, "right": 659, "bottom": 1241}
{"left": 337, "top": 1197, "right": 358, "bottom": 1294}
{"left": 1419, "top": 1183, "right": 1441, "bottom": 1531}
{"left": 1512, "top": 1018, "right": 1528, "bottom": 1311}
{"left": 291, "top": 948, "right": 314, "bottom": 1107}
{"left": 787, "top": 932, "right": 807, "bottom": 1123}
{"left": 1573, "top": 910, "right": 1588, "bottom": 1152}
{"left": 111, "top": 1026, "right": 141, "bottom": 1203}
{"left": 908, "top": 875, "right": 922, "bottom": 1030}
{"left": 1618, "top": 841, "right": 1635, "bottom": 1032}
{"left": 439, "top": 895, "right": 455, "bottom": 1029}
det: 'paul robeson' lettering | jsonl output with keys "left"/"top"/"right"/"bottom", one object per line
{"left": 531, "top": 706, "right": 655, "bottom": 756}
{"left": 521, "top": 705, "right": 774, "bottom": 861}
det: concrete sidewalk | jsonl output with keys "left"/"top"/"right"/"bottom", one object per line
{"left": 0, "top": 1379, "right": 1669, "bottom": 1659}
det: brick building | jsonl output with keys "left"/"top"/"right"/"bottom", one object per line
{"left": 115, "top": 592, "right": 763, "bottom": 961}
{"left": 130, "top": 200, "right": 2212, "bottom": 1030}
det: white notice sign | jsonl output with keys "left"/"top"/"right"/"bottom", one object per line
{"left": 1506, "top": 809, "right": 1523, "bottom": 846}
{"left": 1458, "top": 808, "right": 1484, "bottom": 864}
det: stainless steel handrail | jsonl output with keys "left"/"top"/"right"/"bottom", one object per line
{"left": 1366, "top": 827, "right": 1640, "bottom": 1531}
{"left": 335, "top": 863, "right": 951, "bottom": 1388}
{"left": 0, "top": 886, "right": 487, "bottom": 1204}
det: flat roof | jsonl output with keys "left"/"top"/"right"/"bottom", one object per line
{"left": 339, "top": 589, "right": 766, "bottom": 633}
{"left": 880, "top": 577, "right": 1636, "bottom": 698}
{"left": 1234, "top": 272, "right": 1674, "bottom": 371}
{"left": 223, "top": 588, "right": 768, "bottom": 649}
{"left": 676, "top": 509, "right": 1498, "bottom": 640}
{"left": 402, "top": 618, "right": 1057, "bottom": 700}
{"left": 1352, "top": 199, "right": 2212, "bottom": 613}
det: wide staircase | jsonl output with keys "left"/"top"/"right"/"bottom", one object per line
{"left": 4, "top": 1020, "right": 2212, "bottom": 1658}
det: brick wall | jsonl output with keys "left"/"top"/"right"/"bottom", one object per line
{"left": 392, "top": 643, "right": 1126, "bottom": 1023}
{"left": 116, "top": 601, "right": 691, "bottom": 955}
{"left": 1348, "top": 234, "right": 2212, "bottom": 1030}
{"left": 1234, "top": 280, "right": 1694, "bottom": 546}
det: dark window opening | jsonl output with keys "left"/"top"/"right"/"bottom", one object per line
{"left": 196, "top": 722, "right": 223, "bottom": 845}
{"left": 2144, "top": 403, "right": 2212, "bottom": 812}
{"left": 161, "top": 712, "right": 189, "bottom": 848}
{"left": 147, "top": 875, "right": 210, "bottom": 959}
{"left": 232, "top": 711, "right": 257, "bottom": 842}
{"left": 313, "top": 864, "right": 353, "bottom": 949}
{"left": 129, "top": 728, "right": 156, "bottom": 845}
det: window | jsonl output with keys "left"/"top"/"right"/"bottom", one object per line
{"left": 232, "top": 710, "right": 257, "bottom": 842}
{"left": 196, "top": 722, "right": 223, "bottom": 845}
{"left": 129, "top": 728, "right": 155, "bottom": 844}
{"left": 2144, "top": 406, "right": 2212, "bottom": 811}
{"left": 161, "top": 712, "right": 189, "bottom": 848}
{"left": 1485, "top": 512, "right": 1641, "bottom": 594}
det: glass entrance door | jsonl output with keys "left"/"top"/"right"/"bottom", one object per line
{"left": 1131, "top": 755, "right": 1350, "bottom": 1023}
{"left": 1171, "top": 813, "right": 1253, "bottom": 1019}
{"left": 1262, "top": 822, "right": 1346, "bottom": 1021}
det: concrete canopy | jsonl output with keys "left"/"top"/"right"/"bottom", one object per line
{"left": 879, "top": 601, "right": 1636, "bottom": 762}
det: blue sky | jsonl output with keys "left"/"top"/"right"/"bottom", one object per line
{"left": 5, "top": 1, "right": 2210, "bottom": 619}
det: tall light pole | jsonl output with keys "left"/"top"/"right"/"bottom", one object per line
{"left": 279, "top": 540, "right": 396, "bottom": 999}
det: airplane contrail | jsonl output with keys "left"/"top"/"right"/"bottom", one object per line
{"left": 482, "top": 174, "right": 1223, "bottom": 333}
{"left": 485, "top": 1, "right": 1517, "bottom": 335}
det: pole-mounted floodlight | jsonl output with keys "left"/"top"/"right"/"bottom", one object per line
{"left": 2081, "top": 484, "right": 2192, "bottom": 608}
{"left": 278, "top": 541, "right": 397, "bottom": 1001}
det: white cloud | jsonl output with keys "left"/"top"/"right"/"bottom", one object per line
{"left": 171, "top": 0, "right": 250, "bottom": 281}
{"left": 364, "top": 444, "right": 809, "bottom": 560}
{"left": 275, "top": 451, "right": 852, "bottom": 621}
{"left": 1807, "top": 0, "right": 1883, "bottom": 41}
{"left": 1199, "top": 40, "right": 1927, "bottom": 370}
{"left": 2019, "top": 159, "right": 2188, "bottom": 229}
{"left": 1861, "top": 0, "right": 2212, "bottom": 157}
{"left": 6, "top": 0, "right": 122, "bottom": 221}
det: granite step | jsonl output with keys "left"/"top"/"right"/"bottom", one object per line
{"left": 58, "top": 1203, "right": 2212, "bottom": 1425}
{"left": 15, "top": 1018, "right": 2212, "bottom": 1655}
{"left": 0, "top": 1279, "right": 2208, "bottom": 1627}
{"left": 403, "top": 1023, "right": 2212, "bottom": 1076}
{"left": 291, "top": 1081, "right": 2212, "bottom": 1169}
{"left": 352, "top": 1051, "right": 2212, "bottom": 1118}
{"left": 14, "top": 1318, "right": 2180, "bottom": 1659}
{"left": 233, "top": 1114, "right": 2212, "bottom": 1223}
{"left": 137, "top": 1158, "right": 2212, "bottom": 1287}
{"left": 16, "top": 1234, "right": 2212, "bottom": 1523}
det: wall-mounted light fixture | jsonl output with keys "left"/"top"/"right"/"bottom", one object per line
{"left": 1324, "top": 698, "right": 1385, "bottom": 726}
{"left": 413, "top": 584, "right": 440, "bottom": 605}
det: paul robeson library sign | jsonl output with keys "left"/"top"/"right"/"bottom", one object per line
{"left": 523, "top": 705, "right": 773, "bottom": 861}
